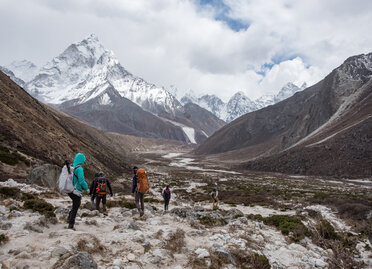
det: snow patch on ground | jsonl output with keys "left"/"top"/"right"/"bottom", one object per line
{"left": 305, "top": 205, "right": 352, "bottom": 232}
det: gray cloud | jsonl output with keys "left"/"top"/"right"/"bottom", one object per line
{"left": 0, "top": 0, "right": 371, "bottom": 101}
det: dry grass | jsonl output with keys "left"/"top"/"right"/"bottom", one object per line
{"left": 164, "top": 229, "right": 185, "bottom": 254}
{"left": 76, "top": 236, "right": 105, "bottom": 255}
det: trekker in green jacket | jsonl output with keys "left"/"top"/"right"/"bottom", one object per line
{"left": 67, "top": 153, "right": 88, "bottom": 230}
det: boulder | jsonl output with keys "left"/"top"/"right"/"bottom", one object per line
{"left": 60, "top": 251, "right": 98, "bottom": 269}
{"left": 212, "top": 244, "right": 235, "bottom": 265}
{"left": 195, "top": 248, "right": 210, "bottom": 259}
{"left": 170, "top": 207, "right": 193, "bottom": 218}
{"left": 26, "top": 164, "right": 60, "bottom": 188}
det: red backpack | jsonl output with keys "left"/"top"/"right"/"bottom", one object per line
{"left": 96, "top": 177, "right": 107, "bottom": 195}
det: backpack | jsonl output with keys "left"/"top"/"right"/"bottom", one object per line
{"left": 211, "top": 190, "right": 217, "bottom": 199}
{"left": 163, "top": 189, "right": 170, "bottom": 200}
{"left": 58, "top": 165, "right": 80, "bottom": 194}
{"left": 136, "top": 168, "right": 149, "bottom": 193}
{"left": 96, "top": 177, "right": 107, "bottom": 196}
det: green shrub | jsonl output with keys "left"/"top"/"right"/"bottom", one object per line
{"left": 0, "top": 145, "right": 30, "bottom": 166}
{"left": 251, "top": 253, "right": 271, "bottom": 269}
{"left": 106, "top": 199, "right": 136, "bottom": 209}
{"left": 0, "top": 186, "right": 20, "bottom": 197}
{"left": 199, "top": 216, "right": 228, "bottom": 227}
{"left": 317, "top": 220, "right": 340, "bottom": 240}
{"left": 144, "top": 197, "right": 161, "bottom": 203}
{"left": 263, "top": 215, "right": 311, "bottom": 242}
{"left": 0, "top": 234, "right": 9, "bottom": 245}
{"left": 23, "top": 199, "right": 56, "bottom": 218}
{"left": 21, "top": 192, "right": 36, "bottom": 201}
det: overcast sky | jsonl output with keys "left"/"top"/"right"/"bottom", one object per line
{"left": 1, "top": 0, "right": 371, "bottom": 101}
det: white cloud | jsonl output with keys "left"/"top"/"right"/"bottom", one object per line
{"left": 0, "top": 0, "right": 371, "bottom": 101}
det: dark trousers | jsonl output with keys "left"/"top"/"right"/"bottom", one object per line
{"left": 164, "top": 198, "right": 170, "bottom": 211}
{"left": 68, "top": 192, "right": 81, "bottom": 227}
{"left": 96, "top": 195, "right": 107, "bottom": 212}
{"left": 90, "top": 195, "right": 96, "bottom": 210}
{"left": 135, "top": 192, "right": 144, "bottom": 214}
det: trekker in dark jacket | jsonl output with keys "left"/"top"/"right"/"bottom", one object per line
{"left": 162, "top": 185, "right": 171, "bottom": 212}
{"left": 89, "top": 173, "right": 99, "bottom": 210}
{"left": 91, "top": 173, "right": 113, "bottom": 214}
{"left": 131, "top": 166, "right": 144, "bottom": 217}
{"left": 67, "top": 153, "right": 88, "bottom": 230}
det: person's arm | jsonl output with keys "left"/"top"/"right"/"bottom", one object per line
{"left": 131, "top": 175, "right": 137, "bottom": 193}
{"left": 169, "top": 189, "right": 171, "bottom": 199}
{"left": 107, "top": 179, "right": 113, "bottom": 196}
{"left": 89, "top": 180, "right": 95, "bottom": 195}
{"left": 76, "top": 167, "right": 88, "bottom": 191}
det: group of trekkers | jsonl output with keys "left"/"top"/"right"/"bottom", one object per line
{"left": 66, "top": 153, "right": 218, "bottom": 230}
{"left": 65, "top": 153, "right": 173, "bottom": 230}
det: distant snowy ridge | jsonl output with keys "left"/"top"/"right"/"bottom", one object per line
{"left": 5, "top": 60, "right": 39, "bottom": 82}
{"left": 181, "top": 82, "right": 307, "bottom": 122}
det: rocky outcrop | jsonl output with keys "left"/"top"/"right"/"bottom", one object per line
{"left": 60, "top": 252, "right": 98, "bottom": 269}
{"left": 26, "top": 164, "right": 60, "bottom": 188}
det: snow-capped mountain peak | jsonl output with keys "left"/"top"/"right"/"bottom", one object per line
{"left": 274, "top": 82, "right": 306, "bottom": 102}
{"left": 24, "top": 34, "right": 182, "bottom": 116}
{"left": 5, "top": 60, "right": 39, "bottom": 82}
{"left": 226, "top": 91, "right": 257, "bottom": 122}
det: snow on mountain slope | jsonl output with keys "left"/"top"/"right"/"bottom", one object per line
{"left": 226, "top": 92, "right": 258, "bottom": 122}
{"left": 5, "top": 60, "right": 39, "bottom": 82}
{"left": 0, "top": 66, "right": 25, "bottom": 87}
{"left": 180, "top": 83, "right": 306, "bottom": 123}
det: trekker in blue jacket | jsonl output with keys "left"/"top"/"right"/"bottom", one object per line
{"left": 67, "top": 153, "right": 88, "bottom": 230}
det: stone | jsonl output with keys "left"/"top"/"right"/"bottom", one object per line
{"left": 113, "top": 259, "right": 122, "bottom": 267}
{"left": 170, "top": 207, "right": 192, "bottom": 218}
{"left": 79, "top": 209, "right": 99, "bottom": 217}
{"left": 54, "top": 207, "right": 70, "bottom": 216}
{"left": 15, "top": 251, "right": 32, "bottom": 259}
{"left": 60, "top": 251, "right": 98, "bottom": 269}
{"left": 188, "top": 230, "right": 208, "bottom": 236}
{"left": 24, "top": 222, "right": 43, "bottom": 233}
{"left": 237, "top": 217, "right": 248, "bottom": 224}
{"left": 212, "top": 244, "right": 235, "bottom": 265}
{"left": 1, "top": 222, "right": 12, "bottom": 230}
{"left": 315, "top": 259, "right": 327, "bottom": 268}
{"left": 49, "top": 246, "right": 70, "bottom": 258}
{"left": 9, "top": 210, "right": 24, "bottom": 217}
{"left": 26, "top": 164, "right": 60, "bottom": 188}
{"left": 149, "top": 255, "right": 161, "bottom": 264}
{"left": 124, "top": 221, "right": 141, "bottom": 231}
{"left": 226, "top": 208, "right": 244, "bottom": 219}
{"left": 193, "top": 206, "right": 205, "bottom": 212}
{"left": 142, "top": 242, "right": 151, "bottom": 252}
{"left": 85, "top": 219, "right": 98, "bottom": 226}
{"left": 145, "top": 205, "right": 155, "bottom": 214}
{"left": 195, "top": 248, "right": 210, "bottom": 259}
{"left": 127, "top": 253, "right": 136, "bottom": 261}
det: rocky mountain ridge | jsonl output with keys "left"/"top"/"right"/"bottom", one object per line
{"left": 180, "top": 83, "right": 306, "bottom": 122}
{"left": 194, "top": 52, "right": 372, "bottom": 178}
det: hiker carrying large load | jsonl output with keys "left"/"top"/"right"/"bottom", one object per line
{"left": 131, "top": 166, "right": 149, "bottom": 217}
{"left": 91, "top": 172, "right": 113, "bottom": 214}
{"left": 58, "top": 153, "right": 88, "bottom": 230}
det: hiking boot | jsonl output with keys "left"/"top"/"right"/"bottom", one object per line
{"left": 140, "top": 210, "right": 144, "bottom": 217}
{"left": 67, "top": 224, "right": 75, "bottom": 231}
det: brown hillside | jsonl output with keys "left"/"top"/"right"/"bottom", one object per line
{"left": 0, "top": 71, "right": 135, "bottom": 180}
